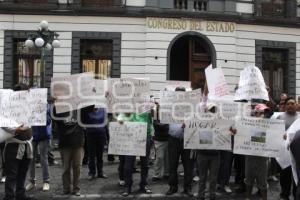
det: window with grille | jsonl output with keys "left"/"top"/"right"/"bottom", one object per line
{"left": 80, "top": 40, "right": 112, "bottom": 80}
{"left": 261, "top": 0, "right": 286, "bottom": 18}
{"left": 14, "top": 40, "right": 42, "bottom": 87}
{"left": 262, "top": 48, "right": 288, "bottom": 101}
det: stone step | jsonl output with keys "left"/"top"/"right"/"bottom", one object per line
{"left": 53, "top": 193, "right": 195, "bottom": 199}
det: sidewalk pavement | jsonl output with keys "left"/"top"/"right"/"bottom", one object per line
{"left": 0, "top": 152, "right": 282, "bottom": 200}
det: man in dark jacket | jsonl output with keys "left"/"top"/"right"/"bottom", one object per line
{"left": 53, "top": 107, "right": 85, "bottom": 196}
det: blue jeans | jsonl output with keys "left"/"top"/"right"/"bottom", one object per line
{"left": 29, "top": 140, "right": 50, "bottom": 183}
{"left": 124, "top": 137, "right": 151, "bottom": 189}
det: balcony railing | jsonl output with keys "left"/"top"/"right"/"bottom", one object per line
{"left": 81, "top": 0, "right": 123, "bottom": 7}
{"left": 174, "top": 0, "right": 187, "bottom": 10}
{"left": 193, "top": 0, "right": 207, "bottom": 11}
{"left": 174, "top": 0, "right": 207, "bottom": 11}
{"left": 15, "top": 0, "right": 48, "bottom": 3}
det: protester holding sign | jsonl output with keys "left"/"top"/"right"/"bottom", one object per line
{"left": 166, "top": 87, "right": 193, "bottom": 197}
{"left": 115, "top": 113, "right": 134, "bottom": 188}
{"left": 3, "top": 83, "right": 34, "bottom": 200}
{"left": 52, "top": 105, "right": 86, "bottom": 196}
{"left": 115, "top": 112, "right": 153, "bottom": 197}
{"left": 197, "top": 103, "right": 220, "bottom": 200}
{"left": 26, "top": 103, "right": 52, "bottom": 192}
{"left": 277, "top": 97, "right": 299, "bottom": 200}
{"left": 244, "top": 104, "right": 270, "bottom": 200}
{"left": 81, "top": 106, "right": 108, "bottom": 180}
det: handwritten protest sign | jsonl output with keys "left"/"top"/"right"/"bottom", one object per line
{"left": 28, "top": 88, "right": 48, "bottom": 125}
{"left": 107, "top": 78, "right": 151, "bottom": 113}
{"left": 184, "top": 114, "right": 232, "bottom": 150}
{"left": 234, "top": 65, "right": 269, "bottom": 101}
{"left": 94, "top": 79, "right": 108, "bottom": 108}
{"left": 212, "top": 101, "right": 251, "bottom": 120}
{"left": 276, "top": 145, "right": 292, "bottom": 169}
{"left": 286, "top": 118, "right": 300, "bottom": 183}
{"left": 0, "top": 88, "right": 47, "bottom": 127}
{"left": 51, "top": 72, "right": 95, "bottom": 114}
{"left": 234, "top": 117, "right": 285, "bottom": 157}
{"left": 159, "top": 89, "right": 202, "bottom": 124}
{"left": 205, "top": 65, "right": 229, "bottom": 100}
{"left": 165, "top": 80, "right": 191, "bottom": 91}
{"left": 269, "top": 112, "right": 292, "bottom": 169}
{"left": 108, "top": 122, "right": 147, "bottom": 156}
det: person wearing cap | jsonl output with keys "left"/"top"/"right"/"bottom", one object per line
{"left": 197, "top": 103, "right": 220, "bottom": 200}
{"left": 277, "top": 97, "right": 299, "bottom": 200}
{"left": 166, "top": 86, "right": 193, "bottom": 197}
{"left": 243, "top": 103, "right": 270, "bottom": 200}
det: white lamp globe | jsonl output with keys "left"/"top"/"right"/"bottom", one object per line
{"left": 35, "top": 38, "right": 44, "bottom": 47}
{"left": 45, "top": 43, "right": 52, "bottom": 50}
{"left": 52, "top": 40, "right": 60, "bottom": 48}
{"left": 25, "top": 39, "right": 34, "bottom": 48}
{"left": 40, "top": 20, "right": 48, "bottom": 31}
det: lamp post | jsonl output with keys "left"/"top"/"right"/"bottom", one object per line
{"left": 24, "top": 20, "right": 60, "bottom": 88}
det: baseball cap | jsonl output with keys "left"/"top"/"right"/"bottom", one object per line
{"left": 254, "top": 103, "right": 269, "bottom": 112}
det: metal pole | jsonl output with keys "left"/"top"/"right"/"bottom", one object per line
{"left": 40, "top": 47, "right": 45, "bottom": 88}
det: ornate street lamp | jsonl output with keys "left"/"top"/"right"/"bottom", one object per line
{"left": 24, "top": 20, "right": 60, "bottom": 88}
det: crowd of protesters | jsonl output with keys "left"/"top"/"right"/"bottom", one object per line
{"left": 0, "top": 82, "right": 300, "bottom": 200}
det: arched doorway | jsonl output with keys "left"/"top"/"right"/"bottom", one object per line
{"left": 167, "top": 32, "right": 216, "bottom": 90}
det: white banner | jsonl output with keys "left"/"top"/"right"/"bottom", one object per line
{"left": 184, "top": 114, "right": 233, "bottom": 150}
{"left": 159, "top": 89, "right": 202, "bottom": 124}
{"left": 108, "top": 122, "right": 147, "bottom": 156}
{"left": 0, "top": 88, "right": 47, "bottom": 127}
{"left": 213, "top": 101, "right": 251, "bottom": 120}
{"left": 51, "top": 72, "right": 96, "bottom": 114}
{"left": 270, "top": 112, "right": 291, "bottom": 169}
{"left": 286, "top": 118, "right": 300, "bottom": 183}
{"left": 234, "top": 65, "right": 269, "bottom": 101}
{"left": 94, "top": 79, "right": 108, "bottom": 108}
{"left": 234, "top": 117, "right": 285, "bottom": 157}
{"left": 205, "top": 65, "right": 229, "bottom": 100}
{"left": 107, "top": 78, "right": 151, "bottom": 113}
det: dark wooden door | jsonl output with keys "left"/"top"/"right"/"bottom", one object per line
{"left": 169, "top": 36, "right": 211, "bottom": 89}
{"left": 189, "top": 38, "right": 210, "bottom": 90}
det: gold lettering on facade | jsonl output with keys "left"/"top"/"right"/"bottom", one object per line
{"left": 147, "top": 18, "right": 235, "bottom": 33}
